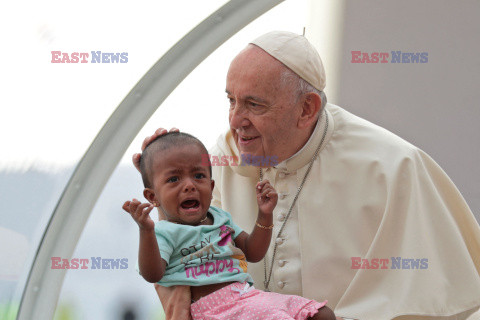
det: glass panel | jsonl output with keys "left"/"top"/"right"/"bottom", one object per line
{"left": 0, "top": 167, "right": 75, "bottom": 320}
{"left": 1, "top": 0, "right": 239, "bottom": 318}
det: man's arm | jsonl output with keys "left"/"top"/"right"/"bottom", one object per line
{"left": 131, "top": 128, "right": 191, "bottom": 319}
{"left": 154, "top": 284, "right": 192, "bottom": 320}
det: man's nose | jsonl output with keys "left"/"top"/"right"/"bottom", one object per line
{"left": 229, "top": 104, "right": 250, "bottom": 129}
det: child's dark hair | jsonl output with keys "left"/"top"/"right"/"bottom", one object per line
{"left": 139, "top": 132, "right": 212, "bottom": 188}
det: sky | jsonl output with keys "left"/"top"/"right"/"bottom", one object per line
{"left": 0, "top": 0, "right": 307, "bottom": 170}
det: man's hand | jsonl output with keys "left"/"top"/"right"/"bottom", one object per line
{"left": 154, "top": 284, "right": 192, "bottom": 320}
{"left": 132, "top": 127, "right": 180, "bottom": 172}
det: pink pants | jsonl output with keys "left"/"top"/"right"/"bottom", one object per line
{"left": 190, "top": 282, "right": 327, "bottom": 320}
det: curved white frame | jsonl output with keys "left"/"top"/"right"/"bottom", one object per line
{"left": 17, "top": 0, "right": 284, "bottom": 318}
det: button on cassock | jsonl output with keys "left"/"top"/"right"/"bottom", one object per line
{"left": 277, "top": 213, "right": 286, "bottom": 222}
{"left": 278, "top": 172, "right": 286, "bottom": 179}
{"left": 277, "top": 281, "right": 285, "bottom": 289}
{"left": 275, "top": 237, "right": 284, "bottom": 245}
{"left": 278, "top": 260, "right": 286, "bottom": 267}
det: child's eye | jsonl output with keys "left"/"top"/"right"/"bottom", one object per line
{"left": 167, "top": 176, "right": 179, "bottom": 183}
{"left": 194, "top": 173, "right": 206, "bottom": 179}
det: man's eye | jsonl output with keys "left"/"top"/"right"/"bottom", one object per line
{"left": 195, "top": 173, "right": 206, "bottom": 179}
{"left": 248, "top": 101, "right": 261, "bottom": 108}
{"left": 228, "top": 98, "right": 235, "bottom": 107}
{"left": 167, "top": 176, "right": 179, "bottom": 183}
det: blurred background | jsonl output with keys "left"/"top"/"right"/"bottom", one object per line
{"left": 1, "top": 0, "right": 478, "bottom": 319}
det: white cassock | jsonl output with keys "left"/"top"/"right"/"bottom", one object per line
{"left": 209, "top": 103, "right": 480, "bottom": 320}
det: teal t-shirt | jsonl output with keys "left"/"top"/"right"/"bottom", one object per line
{"left": 154, "top": 206, "right": 254, "bottom": 287}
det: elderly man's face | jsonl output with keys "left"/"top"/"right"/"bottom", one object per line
{"left": 226, "top": 46, "right": 304, "bottom": 163}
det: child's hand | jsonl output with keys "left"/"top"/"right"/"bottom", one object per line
{"left": 122, "top": 198, "right": 155, "bottom": 231}
{"left": 256, "top": 180, "right": 278, "bottom": 215}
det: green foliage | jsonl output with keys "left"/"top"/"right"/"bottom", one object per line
{"left": 53, "top": 302, "right": 76, "bottom": 320}
{"left": 0, "top": 302, "right": 19, "bottom": 320}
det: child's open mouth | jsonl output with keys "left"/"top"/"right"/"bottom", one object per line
{"left": 180, "top": 199, "right": 200, "bottom": 211}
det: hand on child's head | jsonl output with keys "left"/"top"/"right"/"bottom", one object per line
{"left": 133, "top": 128, "right": 180, "bottom": 172}
{"left": 142, "top": 128, "right": 180, "bottom": 151}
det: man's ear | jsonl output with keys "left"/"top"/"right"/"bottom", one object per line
{"left": 297, "top": 92, "right": 321, "bottom": 129}
{"left": 143, "top": 188, "right": 157, "bottom": 205}
{"left": 210, "top": 179, "right": 215, "bottom": 193}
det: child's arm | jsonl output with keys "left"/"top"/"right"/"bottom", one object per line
{"left": 123, "top": 199, "right": 166, "bottom": 283}
{"left": 235, "top": 180, "right": 278, "bottom": 262}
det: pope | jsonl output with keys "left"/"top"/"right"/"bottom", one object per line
{"left": 134, "top": 31, "right": 480, "bottom": 320}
